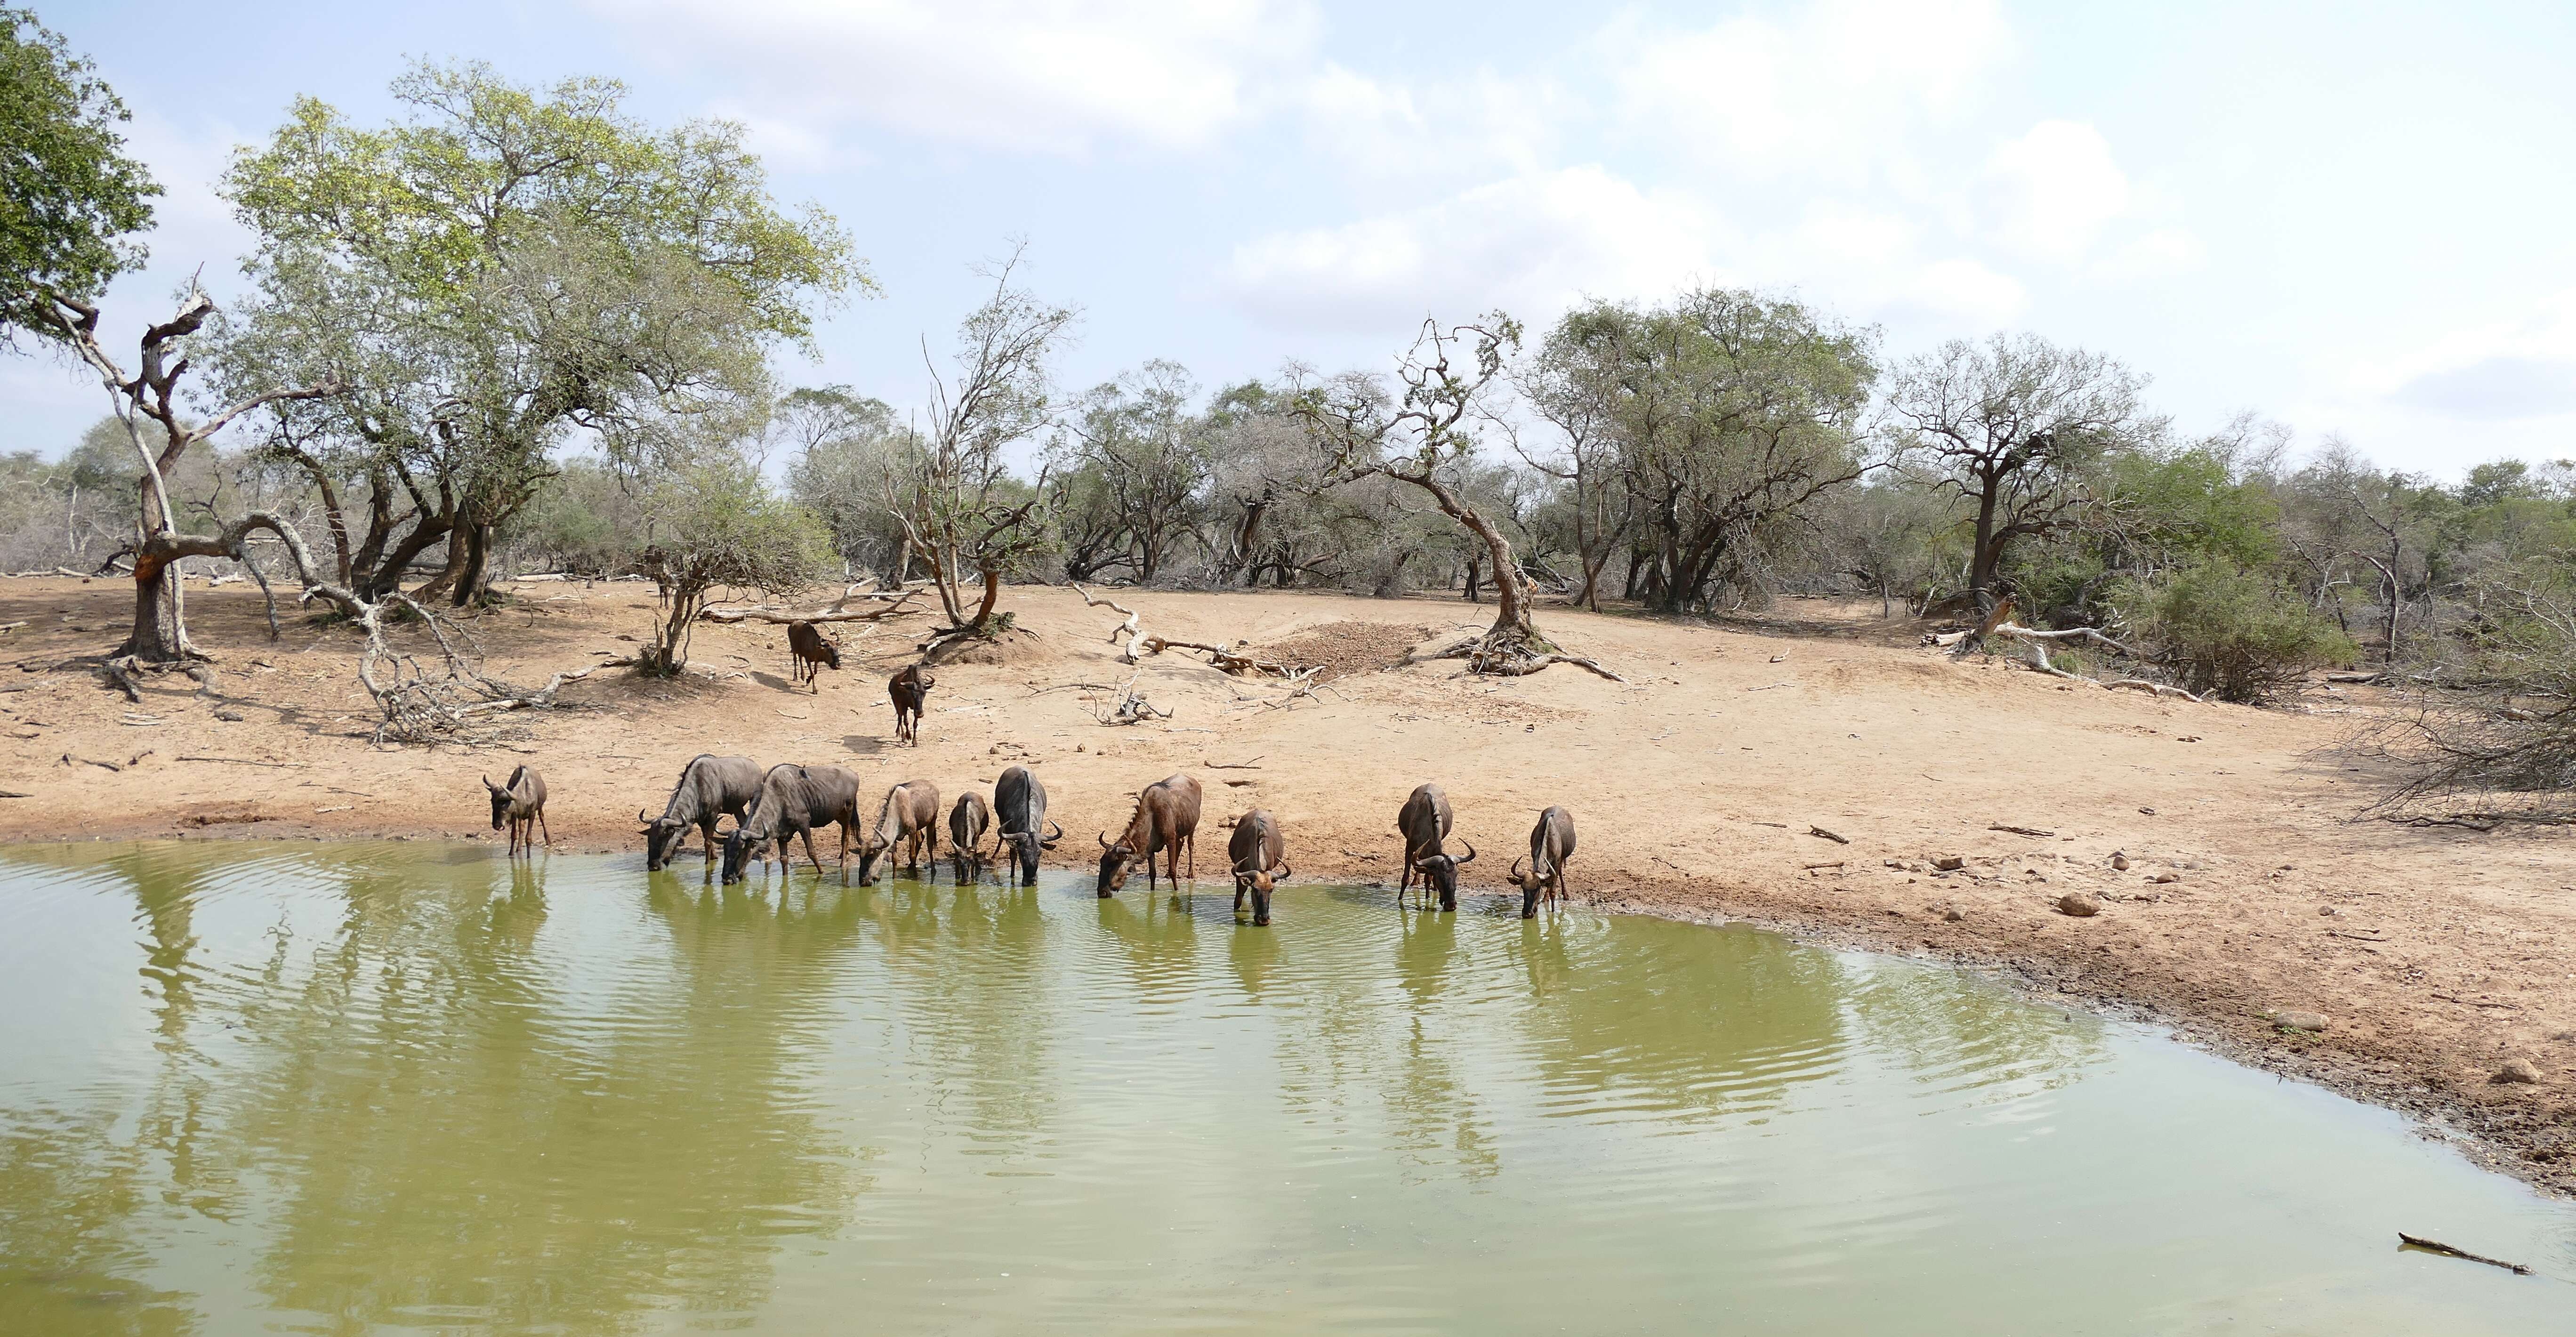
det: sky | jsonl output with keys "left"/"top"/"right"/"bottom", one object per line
{"left": 9, "top": 0, "right": 2576, "bottom": 478}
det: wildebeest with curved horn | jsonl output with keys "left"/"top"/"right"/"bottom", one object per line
{"left": 948, "top": 789, "right": 992, "bottom": 883}
{"left": 1505, "top": 805, "right": 1577, "bottom": 919}
{"left": 639, "top": 754, "right": 763, "bottom": 878}
{"left": 888, "top": 665, "right": 934, "bottom": 746}
{"left": 854, "top": 780, "right": 942, "bottom": 886}
{"left": 993, "top": 765, "right": 1062, "bottom": 887}
{"left": 1396, "top": 782, "right": 1474, "bottom": 912}
{"left": 1095, "top": 773, "right": 1202, "bottom": 897}
{"left": 720, "top": 764, "right": 864, "bottom": 885}
{"left": 786, "top": 620, "right": 840, "bottom": 692}
{"left": 1227, "top": 809, "right": 1291, "bottom": 926}
{"left": 484, "top": 766, "right": 550, "bottom": 858}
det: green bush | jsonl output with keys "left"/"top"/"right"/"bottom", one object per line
{"left": 2115, "top": 560, "right": 2357, "bottom": 702}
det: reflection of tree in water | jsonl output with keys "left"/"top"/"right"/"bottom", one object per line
{"left": 1383, "top": 911, "right": 1497, "bottom": 1181}
{"left": 866, "top": 879, "right": 1059, "bottom": 1146}
{"left": 1838, "top": 957, "right": 2109, "bottom": 1104}
{"left": 1517, "top": 919, "right": 1851, "bottom": 1128}
{"left": 1091, "top": 891, "right": 1200, "bottom": 1002}
{"left": 1224, "top": 917, "right": 1283, "bottom": 1002}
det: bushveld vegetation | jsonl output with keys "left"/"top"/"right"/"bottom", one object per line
{"left": 6, "top": 27, "right": 2572, "bottom": 804}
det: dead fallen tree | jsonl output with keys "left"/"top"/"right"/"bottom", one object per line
{"left": 1401, "top": 628, "right": 1626, "bottom": 681}
{"left": 699, "top": 586, "right": 920, "bottom": 624}
{"left": 1071, "top": 582, "right": 1309, "bottom": 677}
{"left": 1927, "top": 619, "right": 2207, "bottom": 703}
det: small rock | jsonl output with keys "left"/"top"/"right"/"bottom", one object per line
{"left": 2273, "top": 1010, "right": 2328, "bottom": 1032}
{"left": 2318, "top": 905, "right": 2338, "bottom": 916}
{"left": 2494, "top": 1058, "right": 2543, "bottom": 1085}
{"left": 1933, "top": 855, "right": 1966, "bottom": 872}
{"left": 214, "top": 709, "right": 244, "bottom": 722}
{"left": 2151, "top": 871, "right": 2182, "bottom": 884}
{"left": 1943, "top": 908, "right": 1965, "bottom": 923}
{"left": 2110, "top": 853, "right": 2130, "bottom": 870}
{"left": 2055, "top": 892, "right": 2100, "bottom": 918}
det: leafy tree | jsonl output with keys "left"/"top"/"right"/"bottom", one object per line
{"left": 0, "top": 8, "right": 158, "bottom": 346}
{"left": 2113, "top": 559, "right": 2356, "bottom": 703}
{"left": 1053, "top": 359, "right": 1207, "bottom": 583}
{"left": 636, "top": 453, "right": 833, "bottom": 675}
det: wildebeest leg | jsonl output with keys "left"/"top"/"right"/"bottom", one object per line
{"left": 800, "top": 827, "right": 826, "bottom": 874}
{"left": 537, "top": 808, "right": 552, "bottom": 849}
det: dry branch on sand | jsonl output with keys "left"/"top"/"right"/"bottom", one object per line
{"left": 1080, "top": 672, "right": 1172, "bottom": 725}
{"left": 698, "top": 585, "right": 920, "bottom": 624}
{"left": 1928, "top": 619, "right": 2208, "bottom": 702}
{"left": 1400, "top": 628, "right": 1625, "bottom": 681}
{"left": 1071, "top": 582, "right": 1308, "bottom": 677}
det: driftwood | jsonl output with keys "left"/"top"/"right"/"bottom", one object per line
{"left": 2396, "top": 1233, "right": 2531, "bottom": 1275}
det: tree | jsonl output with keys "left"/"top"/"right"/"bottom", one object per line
{"left": 214, "top": 61, "right": 863, "bottom": 606}
{"left": 1294, "top": 315, "right": 1616, "bottom": 677}
{"left": 1053, "top": 360, "right": 1208, "bottom": 584}
{"left": 886, "top": 249, "right": 1077, "bottom": 645}
{"left": 780, "top": 386, "right": 910, "bottom": 580}
{"left": 1515, "top": 311, "right": 1633, "bottom": 610}
{"left": 0, "top": 8, "right": 158, "bottom": 346}
{"left": 636, "top": 454, "right": 833, "bottom": 675}
{"left": 1885, "top": 334, "right": 2159, "bottom": 605}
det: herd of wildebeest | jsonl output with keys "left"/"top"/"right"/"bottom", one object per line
{"left": 478, "top": 661, "right": 1579, "bottom": 924}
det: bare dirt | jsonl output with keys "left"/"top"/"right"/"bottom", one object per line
{"left": 4, "top": 576, "right": 2572, "bottom": 1193}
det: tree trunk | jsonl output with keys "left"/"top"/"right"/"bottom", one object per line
{"left": 451, "top": 521, "right": 494, "bottom": 607}
{"left": 1969, "top": 471, "right": 2003, "bottom": 599}
{"left": 120, "top": 548, "right": 191, "bottom": 663}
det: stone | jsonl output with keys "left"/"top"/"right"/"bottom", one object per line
{"left": 1933, "top": 855, "right": 1966, "bottom": 872}
{"left": 2110, "top": 853, "right": 2130, "bottom": 870}
{"left": 214, "top": 709, "right": 244, "bottom": 723}
{"left": 2055, "top": 892, "right": 2101, "bottom": 918}
{"left": 2151, "top": 871, "right": 2182, "bottom": 884}
{"left": 2271, "top": 1010, "right": 2328, "bottom": 1032}
{"left": 1943, "top": 908, "right": 1965, "bottom": 922}
{"left": 2494, "top": 1058, "right": 2543, "bottom": 1085}
{"left": 2318, "top": 905, "right": 2338, "bottom": 916}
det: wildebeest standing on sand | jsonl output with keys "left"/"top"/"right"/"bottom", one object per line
{"left": 786, "top": 620, "right": 840, "bottom": 692}
{"left": 888, "top": 665, "right": 934, "bottom": 745}
{"left": 948, "top": 789, "right": 992, "bottom": 882}
{"left": 1505, "top": 805, "right": 1578, "bottom": 919}
{"left": 854, "top": 781, "right": 942, "bottom": 886}
{"left": 1227, "top": 808, "right": 1291, "bottom": 926}
{"left": 993, "top": 765, "right": 1062, "bottom": 887}
{"left": 720, "top": 764, "right": 865, "bottom": 885}
{"left": 484, "top": 766, "right": 551, "bottom": 858}
{"left": 640, "top": 754, "right": 764, "bottom": 878}
{"left": 1396, "top": 783, "right": 1474, "bottom": 912}
{"left": 1096, "top": 773, "right": 1203, "bottom": 898}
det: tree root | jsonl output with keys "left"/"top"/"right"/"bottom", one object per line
{"left": 1407, "top": 628, "right": 1626, "bottom": 681}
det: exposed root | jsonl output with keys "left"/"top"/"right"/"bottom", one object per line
{"left": 1404, "top": 627, "right": 1626, "bottom": 681}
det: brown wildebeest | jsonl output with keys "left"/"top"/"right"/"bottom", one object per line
{"left": 1227, "top": 809, "right": 1291, "bottom": 926}
{"left": 483, "top": 766, "right": 551, "bottom": 858}
{"left": 786, "top": 620, "right": 840, "bottom": 692}
{"left": 1095, "top": 773, "right": 1203, "bottom": 897}
{"left": 1396, "top": 783, "right": 1474, "bottom": 912}
{"left": 639, "top": 753, "right": 764, "bottom": 878}
{"left": 854, "top": 780, "right": 942, "bottom": 886}
{"left": 1505, "top": 805, "right": 1578, "bottom": 919}
{"left": 720, "top": 764, "right": 865, "bottom": 885}
{"left": 888, "top": 665, "right": 934, "bottom": 745}
{"left": 993, "top": 765, "right": 1061, "bottom": 887}
{"left": 948, "top": 789, "right": 992, "bottom": 882}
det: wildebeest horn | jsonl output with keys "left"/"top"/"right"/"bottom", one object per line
{"left": 1272, "top": 861, "right": 1292, "bottom": 879}
{"left": 482, "top": 774, "right": 497, "bottom": 791}
{"left": 1098, "top": 831, "right": 1112, "bottom": 849}
{"left": 1454, "top": 839, "right": 1477, "bottom": 865}
{"left": 1510, "top": 854, "right": 1527, "bottom": 882}
{"left": 637, "top": 808, "right": 651, "bottom": 824}
{"left": 1044, "top": 820, "right": 1064, "bottom": 843}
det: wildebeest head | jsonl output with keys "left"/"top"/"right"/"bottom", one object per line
{"left": 719, "top": 827, "right": 765, "bottom": 884}
{"left": 1004, "top": 820, "right": 1061, "bottom": 887}
{"left": 1409, "top": 839, "right": 1475, "bottom": 911}
{"left": 483, "top": 774, "right": 512, "bottom": 830}
{"left": 813, "top": 639, "right": 842, "bottom": 670}
{"left": 640, "top": 809, "right": 690, "bottom": 871}
{"left": 1235, "top": 859, "right": 1290, "bottom": 926}
{"left": 1507, "top": 855, "right": 1547, "bottom": 919}
{"left": 1095, "top": 831, "right": 1140, "bottom": 898}
{"left": 853, "top": 830, "right": 894, "bottom": 886}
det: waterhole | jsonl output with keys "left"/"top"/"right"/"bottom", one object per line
{"left": 0, "top": 842, "right": 2569, "bottom": 1333}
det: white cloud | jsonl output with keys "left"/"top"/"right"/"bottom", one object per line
{"left": 585, "top": 0, "right": 1320, "bottom": 155}
{"left": 1225, "top": 165, "right": 1719, "bottom": 333}
{"left": 1296, "top": 63, "right": 1566, "bottom": 183}
{"left": 1977, "top": 120, "right": 2132, "bottom": 260}
{"left": 2362, "top": 289, "right": 2576, "bottom": 423}
{"left": 1610, "top": 0, "right": 2013, "bottom": 181}
{"left": 1902, "top": 257, "right": 2027, "bottom": 326}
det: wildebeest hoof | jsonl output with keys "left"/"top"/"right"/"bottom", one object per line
{"left": 1253, "top": 916, "right": 1271, "bottom": 926}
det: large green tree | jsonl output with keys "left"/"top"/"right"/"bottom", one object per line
{"left": 215, "top": 61, "right": 865, "bottom": 605}
{"left": 0, "top": 7, "right": 158, "bottom": 345}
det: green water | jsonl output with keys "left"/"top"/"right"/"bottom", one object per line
{"left": 0, "top": 844, "right": 2569, "bottom": 1335}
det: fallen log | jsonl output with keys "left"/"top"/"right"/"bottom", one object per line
{"left": 2396, "top": 1232, "right": 2530, "bottom": 1275}
{"left": 1988, "top": 824, "right": 2056, "bottom": 838}
{"left": 698, "top": 588, "right": 918, "bottom": 624}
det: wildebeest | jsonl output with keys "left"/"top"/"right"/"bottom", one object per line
{"left": 639, "top": 754, "right": 764, "bottom": 878}
{"left": 786, "top": 620, "right": 840, "bottom": 692}
{"left": 854, "top": 780, "right": 942, "bottom": 886}
{"left": 993, "top": 765, "right": 1062, "bottom": 887}
{"left": 483, "top": 766, "right": 551, "bottom": 858}
{"left": 888, "top": 665, "right": 934, "bottom": 745}
{"left": 1227, "top": 809, "right": 1291, "bottom": 926}
{"left": 1505, "top": 805, "right": 1578, "bottom": 919}
{"left": 948, "top": 790, "right": 992, "bottom": 882}
{"left": 1095, "top": 773, "right": 1203, "bottom": 897}
{"left": 720, "top": 764, "right": 865, "bottom": 885}
{"left": 1396, "top": 783, "right": 1474, "bottom": 912}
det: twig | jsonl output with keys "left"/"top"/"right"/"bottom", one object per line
{"left": 1988, "top": 824, "right": 2056, "bottom": 838}
{"left": 2429, "top": 992, "right": 2521, "bottom": 1009}
{"left": 1801, "top": 860, "right": 1845, "bottom": 870}
{"left": 1808, "top": 825, "right": 1850, "bottom": 844}
{"left": 1206, "top": 756, "right": 1265, "bottom": 769}
{"left": 2396, "top": 1233, "right": 2531, "bottom": 1275}
{"left": 177, "top": 755, "right": 306, "bottom": 768}
{"left": 0, "top": 789, "right": 30, "bottom": 798}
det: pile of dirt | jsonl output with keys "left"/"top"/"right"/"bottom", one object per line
{"left": 1250, "top": 621, "right": 1433, "bottom": 681}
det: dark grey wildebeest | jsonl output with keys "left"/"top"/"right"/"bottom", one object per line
{"left": 993, "top": 765, "right": 1062, "bottom": 888}
{"left": 888, "top": 665, "right": 934, "bottom": 746}
{"left": 484, "top": 765, "right": 550, "bottom": 858}
{"left": 786, "top": 620, "right": 840, "bottom": 692}
{"left": 948, "top": 790, "right": 992, "bottom": 883}
{"left": 1505, "top": 805, "right": 1578, "bottom": 919}
{"left": 1227, "top": 808, "right": 1291, "bottom": 927}
{"left": 640, "top": 754, "right": 764, "bottom": 878}
{"left": 1396, "top": 783, "right": 1473, "bottom": 912}
{"left": 720, "top": 764, "right": 865, "bottom": 885}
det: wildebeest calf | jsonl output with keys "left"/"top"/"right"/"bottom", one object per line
{"left": 640, "top": 753, "right": 764, "bottom": 878}
{"left": 786, "top": 620, "right": 840, "bottom": 693}
{"left": 484, "top": 765, "right": 551, "bottom": 858}
{"left": 888, "top": 665, "right": 934, "bottom": 746}
{"left": 1505, "top": 805, "right": 1578, "bottom": 919}
{"left": 721, "top": 764, "right": 865, "bottom": 885}
{"left": 993, "top": 765, "right": 1061, "bottom": 888}
{"left": 1095, "top": 773, "right": 1203, "bottom": 897}
{"left": 948, "top": 789, "right": 992, "bottom": 882}
{"left": 855, "top": 781, "right": 942, "bottom": 886}
{"left": 1228, "top": 808, "right": 1290, "bottom": 926}
{"left": 1397, "top": 782, "right": 1473, "bottom": 912}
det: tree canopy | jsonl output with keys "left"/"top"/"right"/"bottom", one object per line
{"left": 0, "top": 7, "right": 159, "bottom": 347}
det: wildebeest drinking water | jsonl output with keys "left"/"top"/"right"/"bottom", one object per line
{"left": 948, "top": 790, "right": 992, "bottom": 882}
{"left": 888, "top": 665, "right": 934, "bottom": 745}
{"left": 1396, "top": 783, "right": 1473, "bottom": 912}
{"left": 1505, "top": 805, "right": 1578, "bottom": 918}
{"left": 639, "top": 754, "right": 764, "bottom": 878}
{"left": 720, "top": 764, "right": 865, "bottom": 884}
{"left": 854, "top": 781, "right": 942, "bottom": 886}
{"left": 1227, "top": 808, "right": 1291, "bottom": 926}
{"left": 786, "top": 620, "right": 840, "bottom": 692}
{"left": 1096, "top": 773, "right": 1203, "bottom": 897}
{"left": 483, "top": 766, "right": 551, "bottom": 858}
{"left": 993, "top": 765, "right": 1062, "bottom": 887}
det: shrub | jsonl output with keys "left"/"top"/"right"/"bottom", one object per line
{"left": 2115, "top": 560, "right": 2356, "bottom": 702}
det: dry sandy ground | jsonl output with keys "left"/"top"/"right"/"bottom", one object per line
{"left": 3, "top": 575, "right": 2573, "bottom": 1194}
